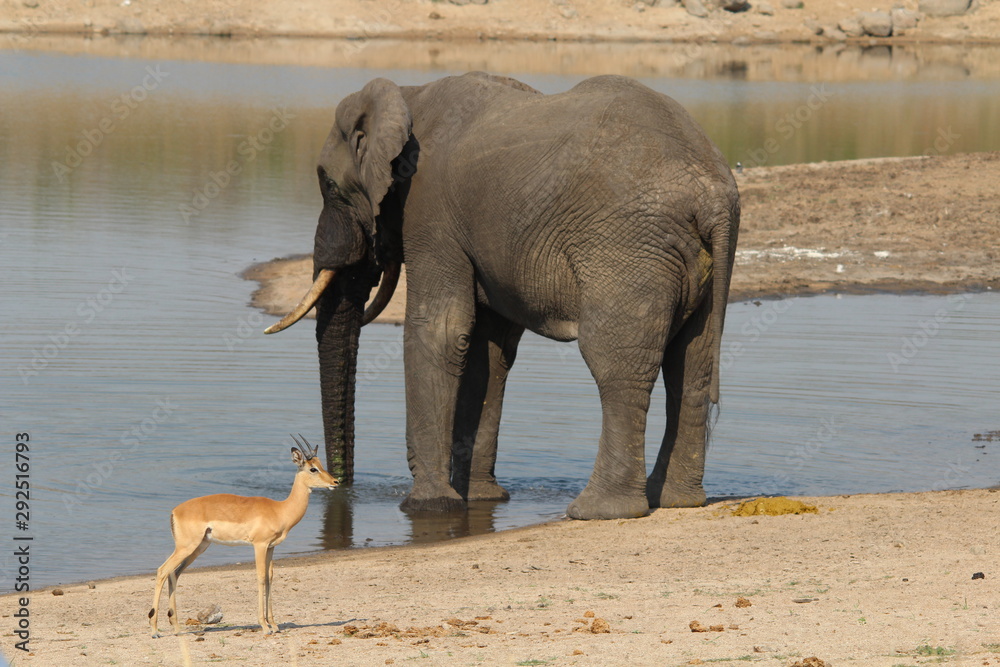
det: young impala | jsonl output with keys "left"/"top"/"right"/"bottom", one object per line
{"left": 149, "top": 435, "right": 339, "bottom": 637}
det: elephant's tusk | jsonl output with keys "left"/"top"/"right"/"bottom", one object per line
{"left": 362, "top": 261, "right": 401, "bottom": 326}
{"left": 264, "top": 268, "right": 337, "bottom": 334}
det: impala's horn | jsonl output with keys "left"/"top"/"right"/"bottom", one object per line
{"left": 294, "top": 433, "right": 319, "bottom": 460}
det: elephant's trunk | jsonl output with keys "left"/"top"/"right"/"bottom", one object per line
{"left": 315, "top": 269, "right": 371, "bottom": 482}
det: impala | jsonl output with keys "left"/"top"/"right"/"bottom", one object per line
{"left": 149, "top": 435, "right": 339, "bottom": 637}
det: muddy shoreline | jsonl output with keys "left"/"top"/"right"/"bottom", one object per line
{"left": 246, "top": 152, "right": 1000, "bottom": 326}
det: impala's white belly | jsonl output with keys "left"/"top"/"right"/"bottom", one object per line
{"left": 205, "top": 524, "right": 251, "bottom": 546}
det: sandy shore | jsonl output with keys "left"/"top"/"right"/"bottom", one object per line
{"left": 247, "top": 152, "right": 1000, "bottom": 326}
{"left": 3, "top": 0, "right": 1000, "bottom": 44}
{"left": 3, "top": 489, "right": 998, "bottom": 665}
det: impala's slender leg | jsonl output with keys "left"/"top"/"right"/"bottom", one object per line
{"left": 254, "top": 542, "right": 272, "bottom": 633}
{"left": 150, "top": 534, "right": 209, "bottom": 636}
{"left": 265, "top": 546, "right": 277, "bottom": 632}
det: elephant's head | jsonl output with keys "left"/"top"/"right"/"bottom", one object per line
{"left": 265, "top": 79, "right": 414, "bottom": 481}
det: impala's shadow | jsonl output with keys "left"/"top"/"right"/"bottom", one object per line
{"left": 185, "top": 617, "right": 364, "bottom": 636}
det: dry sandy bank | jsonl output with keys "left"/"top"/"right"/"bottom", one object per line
{"left": 3, "top": 0, "right": 1000, "bottom": 44}
{"left": 2, "top": 489, "right": 998, "bottom": 665}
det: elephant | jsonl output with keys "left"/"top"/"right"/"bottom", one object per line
{"left": 266, "top": 72, "right": 740, "bottom": 520}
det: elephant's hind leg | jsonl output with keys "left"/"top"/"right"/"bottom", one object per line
{"left": 647, "top": 298, "right": 713, "bottom": 509}
{"left": 569, "top": 300, "right": 670, "bottom": 520}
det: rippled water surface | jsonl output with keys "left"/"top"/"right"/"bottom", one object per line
{"left": 2, "top": 45, "right": 999, "bottom": 592}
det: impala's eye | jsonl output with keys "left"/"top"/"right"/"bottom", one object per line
{"left": 310, "top": 467, "right": 318, "bottom": 473}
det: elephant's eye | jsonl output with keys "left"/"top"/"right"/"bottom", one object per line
{"left": 354, "top": 131, "right": 366, "bottom": 157}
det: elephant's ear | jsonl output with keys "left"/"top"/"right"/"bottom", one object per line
{"left": 337, "top": 78, "right": 413, "bottom": 218}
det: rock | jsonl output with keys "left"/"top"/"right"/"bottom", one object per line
{"left": 782, "top": 0, "right": 805, "bottom": 7}
{"left": 823, "top": 25, "right": 848, "bottom": 40}
{"left": 838, "top": 16, "right": 865, "bottom": 37}
{"left": 892, "top": 7, "right": 920, "bottom": 30}
{"left": 804, "top": 18, "right": 823, "bottom": 34}
{"left": 918, "top": 0, "right": 973, "bottom": 16}
{"left": 428, "top": 11, "right": 443, "bottom": 19}
{"left": 197, "top": 604, "right": 224, "bottom": 625}
{"left": 972, "top": 571, "right": 985, "bottom": 579}
{"left": 87, "top": 582, "right": 96, "bottom": 589}
{"left": 720, "top": 0, "right": 750, "bottom": 11}
{"left": 683, "top": 0, "right": 710, "bottom": 17}
{"left": 735, "top": 596, "right": 752, "bottom": 607}
{"left": 559, "top": 5, "right": 579, "bottom": 18}
{"left": 22, "top": 0, "right": 39, "bottom": 7}
{"left": 52, "top": 588, "right": 65, "bottom": 596}
{"left": 757, "top": 3, "right": 775, "bottom": 15}
{"left": 860, "top": 10, "right": 893, "bottom": 36}
{"left": 114, "top": 18, "right": 146, "bottom": 34}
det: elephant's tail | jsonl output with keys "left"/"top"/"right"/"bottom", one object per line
{"left": 708, "top": 198, "right": 740, "bottom": 405}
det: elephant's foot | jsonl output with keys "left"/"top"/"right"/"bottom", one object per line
{"left": 400, "top": 480, "right": 467, "bottom": 513}
{"left": 566, "top": 485, "right": 649, "bottom": 521}
{"left": 647, "top": 478, "right": 707, "bottom": 509}
{"left": 466, "top": 480, "right": 510, "bottom": 502}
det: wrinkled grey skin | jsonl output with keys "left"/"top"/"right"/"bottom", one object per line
{"left": 308, "top": 72, "right": 739, "bottom": 520}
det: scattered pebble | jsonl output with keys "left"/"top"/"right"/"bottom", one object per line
{"left": 197, "top": 604, "right": 224, "bottom": 624}
{"left": 972, "top": 571, "right": 985, "bottom": 580}
{"left": 51, "top": 589, "right": 64, "bottom": 596}
{"left": 736, "top": 596, "right": 752, "bottom": 608}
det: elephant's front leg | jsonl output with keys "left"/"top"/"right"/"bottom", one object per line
{"left": 399, "top": 270, "right": 477, "bottom": 513}
{"left": 451, "top": 308, "right": 524, "bottom": 502}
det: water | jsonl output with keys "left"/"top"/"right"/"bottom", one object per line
{"left": 2, "top": 43, "right": 999, "bottom": 592}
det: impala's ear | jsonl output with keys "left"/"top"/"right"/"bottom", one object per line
{"left": 335, "top": 78, "right": 413, "bottom": 218}
{"left": 291, "top": 447, "right": 306, "bottom": 466}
